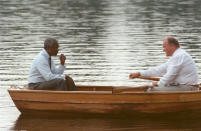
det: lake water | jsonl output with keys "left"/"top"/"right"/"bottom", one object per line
{"left": 0, "top": 0, "right": 201, "bottom": 130}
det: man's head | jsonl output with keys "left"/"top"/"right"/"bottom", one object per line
{"left": 44, "top": 38, "right": 59, "bottom": 56}
{"left": 163, "top": 36, "right": 180, "bottom": 56}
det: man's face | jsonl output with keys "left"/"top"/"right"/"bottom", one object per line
{"left": 163, "top": 40, "right": 174, "bottom": 56}
{"left": 49, "top": 43, "right": 59, "bottom": 56}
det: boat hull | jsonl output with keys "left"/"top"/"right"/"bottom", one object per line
{"left": 8, "top": 85, "right": 201, "bottom": 114}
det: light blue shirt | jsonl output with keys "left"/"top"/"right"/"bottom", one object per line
{"left": 28, "top": 49, "right": 65, "bottom": 83}
{"left": 141, "top": 48, "right": 200, "bottom": 86}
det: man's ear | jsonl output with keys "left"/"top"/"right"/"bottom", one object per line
{"left": 45, "top": 47, "right": 51, "bottom": 55}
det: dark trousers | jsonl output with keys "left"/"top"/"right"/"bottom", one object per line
{"left": 28, "top": 76, "right": 77, "bottom": 91}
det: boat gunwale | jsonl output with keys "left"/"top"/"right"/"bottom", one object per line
{"left": 13, "top": 97, "right": 201, "bottom": 104}
{"left": 8, "top": 87, "right": 201, "bottom": 95}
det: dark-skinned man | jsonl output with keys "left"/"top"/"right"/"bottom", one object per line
{"left": 28, "top": 38, "right": 77, "bottom": 91}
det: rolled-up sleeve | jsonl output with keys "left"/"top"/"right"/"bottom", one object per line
{"left": 140, "top": 62, "right": 168, "bottom": 77}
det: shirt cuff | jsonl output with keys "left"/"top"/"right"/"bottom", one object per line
{"left": 140, "top": 71, "right": 147, "bottom": 76}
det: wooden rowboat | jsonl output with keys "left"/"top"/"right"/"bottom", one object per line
{"left": 8, "top": 85, "right": 201, "bottom": 114}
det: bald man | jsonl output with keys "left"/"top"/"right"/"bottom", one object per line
{"left": 130, "top": 36, "right": 200, "bottom": 91}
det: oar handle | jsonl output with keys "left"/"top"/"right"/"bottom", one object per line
{"left": 138, "top": 76, "right": 160, "bottom": 81}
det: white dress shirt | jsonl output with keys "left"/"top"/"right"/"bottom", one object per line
{"left": 140, "top": 48, "right": 200, "bottom": 86}
{"left": 28, "top": 49, "right": 65, "bottom": 83}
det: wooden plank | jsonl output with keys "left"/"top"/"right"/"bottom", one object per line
{"left": 13, "top": 99, "right": 201, "bottom": 113}
{"left": 77, "top": 85, "right": 113, "bottom": 91}
{"left": 112, "top": 86, "right": 150, "bottom": 93}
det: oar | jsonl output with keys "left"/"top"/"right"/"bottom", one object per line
{"left": 138, "top": 76, "right": 201, "bottom": 86}
{"left": 112, "top": 85, "right": 152, "bottom": 94}
{"left": 138, "top": 76, "right": 160, "bottom": 81}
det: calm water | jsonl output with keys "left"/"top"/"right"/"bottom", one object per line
{"left": 1, "top": 0, "right": 201, "bottom": 130}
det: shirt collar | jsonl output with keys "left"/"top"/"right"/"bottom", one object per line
{"left": 41, "top": 49, "right": 50, "bottom": 58}
{"left": 172, "top": 48, "right": 181, "bottom": 57}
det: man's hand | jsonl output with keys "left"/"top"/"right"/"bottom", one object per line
{"left": 152, "top": 82, "right": 158, "bottom": 87}
{"left": 65, "top": 74, "right": 69, "bottom": 79}
{"left": 129, "top": 72, "right": 140, "bottom": 79}
{"left": 60, "top": 54, "right": 66, "bottom": 65}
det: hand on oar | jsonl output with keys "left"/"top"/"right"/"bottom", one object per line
{"left": 152, "top": 81, "right": 158, "bottom": 86}
{"left": 129, "top": 72, "right": 140, "bottom": 79}
{"left": 137, "top": 77, "right": 159, "bottom": 86}
{"left": 129, "top": 72, "right": 160, "bottom": 81}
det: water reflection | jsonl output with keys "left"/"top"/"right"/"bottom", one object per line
{"left": 12, "top": 111, "right": 201, "bottom": 131}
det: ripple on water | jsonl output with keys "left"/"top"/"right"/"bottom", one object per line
{"left": 0, "top": 0, "right": 201, "bottom": 130}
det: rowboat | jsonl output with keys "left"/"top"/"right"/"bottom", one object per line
{"left": 8, "top": 84, "right": 201, "bottom": 114}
